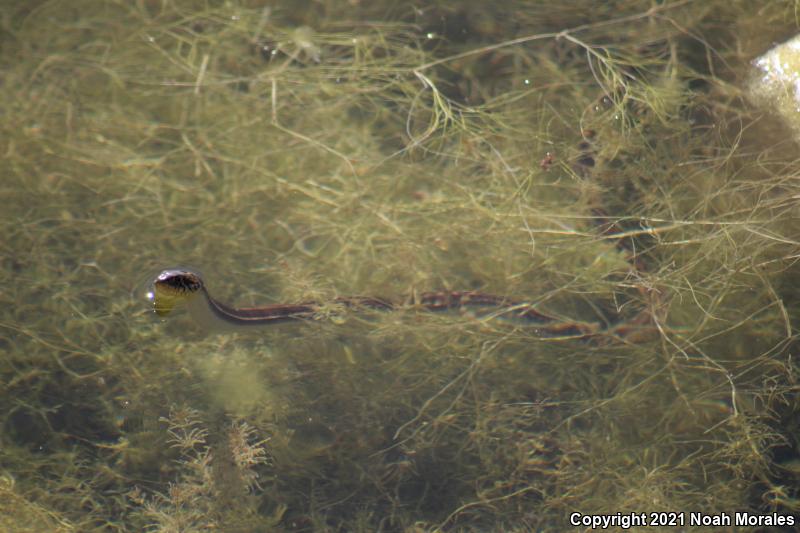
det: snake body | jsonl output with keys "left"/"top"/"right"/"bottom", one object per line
{"left": 152, "top": 269, "right": 600, "bottom": 338}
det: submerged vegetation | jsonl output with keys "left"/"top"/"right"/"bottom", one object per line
{"left": 3, "top": 0, "right": 800, "bottom": 530}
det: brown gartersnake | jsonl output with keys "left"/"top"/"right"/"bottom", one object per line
{"left": 150, "top": 268, "right": 608, "bottom": 339}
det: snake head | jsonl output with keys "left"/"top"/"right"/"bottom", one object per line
{"left": 152, "top": 269, "right": 204, "bottom": 316}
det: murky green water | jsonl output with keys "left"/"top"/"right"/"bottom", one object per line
{"left": 2, "top": 1, "right": 800, "bottom": 531}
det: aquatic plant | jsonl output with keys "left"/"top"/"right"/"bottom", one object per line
{"left": 2, "top": 0, "right": 800, "bottom": 530}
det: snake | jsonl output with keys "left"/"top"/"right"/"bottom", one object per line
{"left": 150, "top": 268, "right": 603, "bottom": 338}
